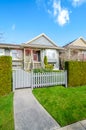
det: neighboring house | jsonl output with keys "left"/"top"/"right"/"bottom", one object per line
{"left": 0, "top": 43, "right": 23, "bottom": 69}
{"left": 60, "top": 37, "right": 86, "bottom": 68}
{"left": 0, "top": 33, "right": 62, "bottom": 70}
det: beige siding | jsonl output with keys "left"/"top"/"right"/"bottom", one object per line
{"left": 26, "top": 36, "right": 55, "bottom": 47}
{"left": 70, "top": 38, "right": 86, "bottom": 47}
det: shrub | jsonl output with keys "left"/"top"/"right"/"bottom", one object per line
{"left": 45, "top": 64, "right": 54, "bottom": 70}
{"left": 33, "top": 68, "right": 44, "bottom": 73}
{"left": 33, "top": 68, "right": 63, "bottom": 73}
{"left": 44, "top": 56, "right": 48, "bottom": 65}
{"left": 65, "top": 61, "right": 86, "bottom": 87}
{"left": 0, "top": 56, "right": 12, "bottom": 96}
{"left": 33, "top": 68, "right": 51, "bottom": 73}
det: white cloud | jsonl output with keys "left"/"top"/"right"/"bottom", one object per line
{"left": 12, "top": 24, "right": 16, "bottom": 31}
{"left": 35, "top": 0, "right": 70, "bottom": 26}
{"left": 57, "top": 9, "right": 69, "bottom": 26}
{"left": 53, "top": 0, "right": 61, "bottom": 16}
{"left": 53, "top": 0, "right": 70, "bottom": 26}
{"left": 72, "top": 0, "right": 86, "bottom": 6}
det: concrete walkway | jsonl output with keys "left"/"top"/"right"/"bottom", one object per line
{"left": 56, "top": 120, "right": 86, "bottom": 130}
{"left": 14, "top": 88, "right": 60, "bottom": 130}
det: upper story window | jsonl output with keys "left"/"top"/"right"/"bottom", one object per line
{"left": 0, "top": 49, "right": 4, "bottom": 56}
{"left": 11, "top": 50, "right": 23, "bottom": 60}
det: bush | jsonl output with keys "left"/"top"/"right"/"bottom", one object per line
{"left": 33, "top": 68, "right": 63, "bottom": 73}
{"left": 33, "top": 68, "right": 51, "bottom": 73}
{"left": 33, "top": 68, "right": 44, "bottom": 73}
{"left": 0, "top": 56, "right": 12, "bottom": 96}
{"left": 45, "top": 64, "right": 54, "bottom": 70}
{"left": 65, "top": 61, "right": 86, "bottom": 87}
{"left": 44, "top": 56, "right": 48, "bottom": 65}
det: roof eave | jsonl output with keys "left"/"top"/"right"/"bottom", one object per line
{"left": 22, "top": 44, "right": 63, "bottom": 50}
{"left": 0, "top": 43, "right": 23, "bottom": 49}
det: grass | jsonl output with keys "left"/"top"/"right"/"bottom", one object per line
{"left": 33, "top": 86, "right": 86, "bottom": 126}
{"left": 0, "top": 93, "right": 14, "bottom": 130}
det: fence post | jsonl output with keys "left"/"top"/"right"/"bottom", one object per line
{"left": 65, "top": 70, "right": 67, "bottom": 88}
{"left": 31, "top": 70, "right": 33, "bottom": 90}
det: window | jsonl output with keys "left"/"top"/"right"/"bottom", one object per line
{"left": 0, "top": 49, "right": 4, "bottom": 55}
{"left": 46, "top": 50, "right": 56, "bottom": 59}
{"left": 33, "top": 53, "right": 38, "bottom": 61}
{"left": 33, "top": 54, "right": 38, "bottom": 61}
{"left": 25, "top": 49, "right": 31, "bottom": 56}
{"left": 11, "top": 50, "right": 23, "bottom": 60}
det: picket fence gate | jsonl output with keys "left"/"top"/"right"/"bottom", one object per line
{"left": 13, "top": 69, "right": 67, "bottom": 91}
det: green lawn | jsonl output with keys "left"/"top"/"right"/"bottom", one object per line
{"left": 0, "top": 93, "right": 14, "bottom": 130}
{"left": 33, "top": 86, "right": 86, "bottom": 126}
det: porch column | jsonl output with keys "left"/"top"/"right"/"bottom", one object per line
{"left": 40, "top": 49, "right": 45, "bottom": 68}
{"left": 31, "top": 49, "right": 34, "bottom": 69}
{"left": 57, "top": 51, "right": 59, "bottom": 70}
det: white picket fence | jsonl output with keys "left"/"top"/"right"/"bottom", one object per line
{"left": 13, "top": 69, "right": 67, "bottom": 91}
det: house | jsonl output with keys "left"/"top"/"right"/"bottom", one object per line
{"left": 60, "top": 37, "right": 86, "bottom": 68}
{"left": 21, "top": 33, "right": 63, "bottom": 70}
{"left": 0, "top": 33, "right": 62, "bottom": 70}
{"left": 0, "top": 43, "right": 23, "bottom": 69}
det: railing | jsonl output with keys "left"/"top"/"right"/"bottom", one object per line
{"left": 24, "top": 62, "right": 41, "bottom": 70}
{"left": 13, "top": 69, "right": 67, "bottom": 91}
{"left": 48, "top": 59, "right": 57, "bottom": 63}
{"left": 33, "top": 62, "right": 41, "bottom": 69}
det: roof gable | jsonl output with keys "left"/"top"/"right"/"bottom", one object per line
{"left": 64, "top": 37, "right": 86, "bottom": 48}
{"left": 71, "top": 38, "right": 86, "bottom": 47}
{"left": 24, "top": 33, "right": 58, "bottom": 47}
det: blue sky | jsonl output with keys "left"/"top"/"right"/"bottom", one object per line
{"left": 0, "top": 0, "right": 86, "bottom": 46}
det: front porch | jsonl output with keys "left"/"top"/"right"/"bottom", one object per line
{"left": 24, "top": 48, "right": 42, "bottom": 70}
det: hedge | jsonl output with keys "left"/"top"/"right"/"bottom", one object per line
{"left": 0, "top": 56, "right": 12, "bottom": 96}
{"left": 65, "top": 61, "right": 86, "bottom": 87}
